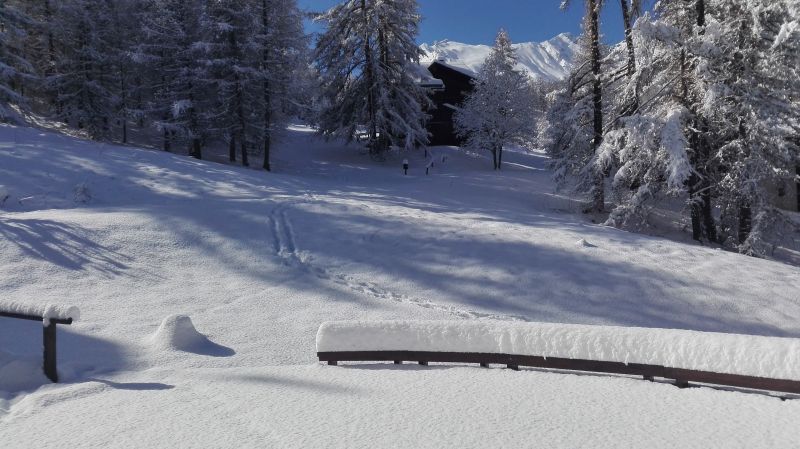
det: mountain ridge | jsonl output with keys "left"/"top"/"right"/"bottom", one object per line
{"left": 420, "top": 32, "right": 577, "bottom": 82}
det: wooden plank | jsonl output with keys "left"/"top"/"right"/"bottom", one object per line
{"left": 317, "top": 350, "right": 800, "bottom": 395}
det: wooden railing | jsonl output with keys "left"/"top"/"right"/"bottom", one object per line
{"left": 318, "top": 350, "right": 800, "bottom": 396}
{"left": 0, "top": 311, "right": 73, "bottom": 382}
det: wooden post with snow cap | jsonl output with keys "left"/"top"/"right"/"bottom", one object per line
{"left": 0, "top": 301, "right": 79, "bottom": 383}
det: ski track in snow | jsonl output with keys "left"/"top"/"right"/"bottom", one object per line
{"left": 266, "top": 200, "right": 525, "bottom": 322}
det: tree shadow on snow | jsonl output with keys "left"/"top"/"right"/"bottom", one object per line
{"left": 224, "top": 372, "right": 368, "bottom": 395}
{"left": 0, "top": 217, "right": 132, "bottom": 276}
{"left": 87, "top": 378, "right": 174, "bottom": 391}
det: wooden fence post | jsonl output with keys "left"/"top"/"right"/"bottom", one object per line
{"left": 43, "top": 322, "right": 58, "bottom": 382}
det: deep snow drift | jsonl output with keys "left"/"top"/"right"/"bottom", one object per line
{"left": 1, "top": 123, "right": 799, "bottom": 447}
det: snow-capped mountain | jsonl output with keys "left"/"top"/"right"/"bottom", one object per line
{"left": 420, "top": 32, "right": 577, "bottom": 82}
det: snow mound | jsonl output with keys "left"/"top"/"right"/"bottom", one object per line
{"left": 0, "top": 300, "right": 80, "bottom": 325}
{"left": 150, "top": 315, "right": 233, "bottom": 357}
{"left": 575, "top": 238, "right": 595, "bottom": 248}
{"left": 317, "top": 320, "right": 800, "bottom": 381}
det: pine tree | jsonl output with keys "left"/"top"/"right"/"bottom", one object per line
{"left": 550, "top": 0, "right": 607, "bottom": 212}
{"left": 454, "top": 29, "right": 537, "bottom": 170}
{"left": 48, "top": 0, "right": 118, "bottom": 138}
{"left": 315, "top": 0, "right": 428, "bottom": 156}
{"left": 253, "top": 0, "right": 308, "bottom": 171}
{"left": 163, "top": 0, "right": 209, "bottom": 159}
{"left": 0, "top": 0, "right": 34, "bottom": 120}
{"left": 203, "top": 0, "right": 257, "bottom": 166}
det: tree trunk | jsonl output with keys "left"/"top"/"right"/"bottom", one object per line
{"left": 192, "top": 139, "right": 202, "bottom": 160}
{"left": 240, "top": 138, "right": 249, "bottom": 167}
{"left": 619, "top": 0, "right": 637, "bottom": 78}
{"left": 796, "top": 165, "right": 799, "bottom": 212}
{"left": 684, "top": 0, "right": 716, "bottom": 243}
{"left": 497, "top": 147, "right": 503, "bottom": 170}
{"left": 738, "top": 202, "right": 751, "bottom": 245}
{"left": 263, "top": 133, "right": 271, "bottom": 171}
{"left": 361, "top": 0, "right": 378, "bottom": 152}
{"left": 229, "top": 136, "right": 236, "bottom": 162}
{"left": 163, "top": 112, "right": 171, "bottom": 152}
{"left": 491, "top": 148, "right": 497, "bottom": 170}
{"left": 588, "top": 0, "right": 605, "bottom": 213}
{"left": 262, "top": 0, "right": 272, "bottom": 172}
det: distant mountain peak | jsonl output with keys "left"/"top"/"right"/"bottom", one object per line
{"left": 420, "top": 34, "right": 578, "bottom": 82}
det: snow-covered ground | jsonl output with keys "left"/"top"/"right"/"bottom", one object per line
{"left": 1, "top": 123, "right": 799, "bottom": 447}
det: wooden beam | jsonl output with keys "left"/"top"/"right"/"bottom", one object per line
{"left": 0, "top": 311, "right": 72, "bottom": 325}
{"left": 318, "top": 350, "right": 800, "bottom": 395}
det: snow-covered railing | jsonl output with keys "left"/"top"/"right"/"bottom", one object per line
{"left": 0, "top": 300, "right": 80, "bottom": 382}
{"left": 316, "top": 320, "right": 800, "bottom": 395}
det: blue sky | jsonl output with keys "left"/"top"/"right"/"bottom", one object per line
{"left": 299, "top": 0, "right": 635, "bottom": 45}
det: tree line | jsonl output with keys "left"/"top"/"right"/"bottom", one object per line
{"left": 0, "top": 0, "right": 309, "bottom": 170}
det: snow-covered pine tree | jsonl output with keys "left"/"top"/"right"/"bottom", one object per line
{"left": 372, "top": 0, "right": 429, "bottom": 152}
{"left": 103, "top": 0, "right": 141, "bottom": 144}
{"left": 161, "top": 0, "right": 209, "bottom": 159}
{"left": 454, "top": 29, "right": 537, "bottom": 170}
{"left": 315, "top": 0, "right": 428, "bottom": 155}
{"left": 46, "top": 0, "right": 120, "bottom": 138}
{"left": 130, "top": 0, "right": 182, "bottom": 151}
{"left": 698, "top": 0, "right": 799, "bottom": 254}
{"left": 599, "top": 0, "right": 799, "bottom": 256}
{"left": 0, "top": 1, "right": 34, "bottom": 120}
{"left": 251, "top": 0, "right": 309, "bottom": 171}
{"left": 544, "top": 0, "right": 607, "bottom": 212}
{"left": 202, "top": 0, "right": 258, "bottom": 166}
{"left": 598, "top": 6, "right": 695, "bottom": 230}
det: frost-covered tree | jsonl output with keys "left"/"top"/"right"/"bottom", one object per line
{"left": 595, "top": 0, "right": 799, "bottom": 256}
{"left": 455, "top": 29, "right": 537, "bottom": 170}
{"left": 315, "top": 0, "right": 428, "bottom": 155}
{"left": 545, "top": 0, "right": 607, "bottom": 212}
{"left": 698, "top": 0, "right": 799, "bottom": 254}
{"left": 542, "top": 1, "right": 610, "bottom": 211}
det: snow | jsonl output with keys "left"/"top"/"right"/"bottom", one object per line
{"left": 420, "top": 33, "right": 578, "bottom": 81}
{"left": 1, "top": 122, "right": 800, "bottom": 446}
{"left": 0, "top": 185, "right": 8, "bottom": 205}
{"left": 0, "top": 350, "right": 49, "bottom": 392}
{"left": 0, "top": 300, "right": 80, "bottom": 324}
{"left": 317, "top": 320, "right": 800, "bottom": 380}
{"left": 149, "top": 314, "right": 234, "bottom": 357}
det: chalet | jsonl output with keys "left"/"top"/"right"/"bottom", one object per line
{"left": 418, "top": 61, "right": 476, "bottom": 146}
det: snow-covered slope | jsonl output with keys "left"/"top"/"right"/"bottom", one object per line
{"left": 2, "top": 124, "right": 800, "bottom": 447}
{"left": 420, "top": 32, "right": 577, "bottom": 81}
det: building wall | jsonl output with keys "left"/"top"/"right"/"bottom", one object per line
{"left": 425, "top": 62, "right": 475, "bottom": 147}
